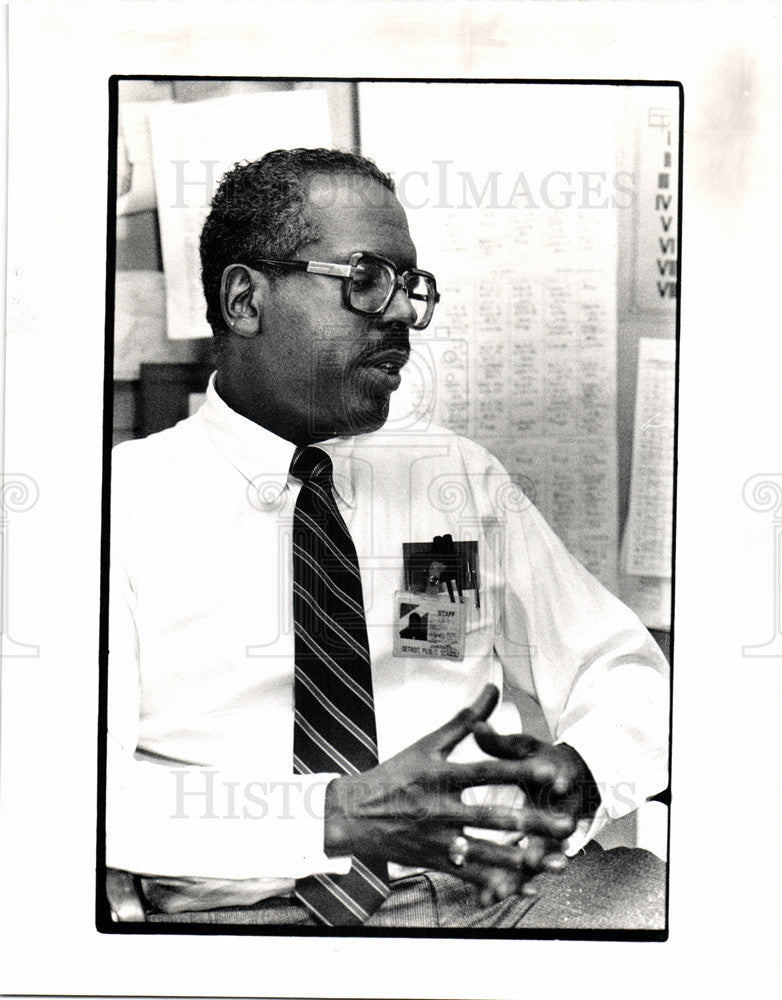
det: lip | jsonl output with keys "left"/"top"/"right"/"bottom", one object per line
{"left": 365, "top": 367, "right": 402, "bottom": 391}
{"left": 359, "top": 350, "right": 408, "bottom": 394}
{"left": 362, "top": 349, "right": 410, "bottom": 373}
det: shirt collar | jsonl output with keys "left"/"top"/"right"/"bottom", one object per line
{"left": 199, "top": 372, "right": 356, "bottom": 509}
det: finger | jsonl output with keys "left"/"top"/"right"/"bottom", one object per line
{"left": 441, "top": 844, "right": 551, "bottom": 907}
{"left": 446, "top": 834, "right": 526, "bottom": 872}
{"left": 472, "top": 723, "right": 542, "bottom": 761}
{"left": 458, "top": 859, "right": 521, "bottom": 903}
{"left": 421, "top": 795, "right": 574, "bottom": 839}
{"left": 542, "top": 851, "right": 568, "bottom": 873}
{"left": 461, "top": 803, "right": 575, "bottom": 841}
{"left": 464, "top": 869, "right": 518, "bottom": 907}
{"left": 448, "top": 756, "right": 565, "bottom": 792}
{"left": 520, "top": 873, "right": 544, "bottom": 897}
{"left": 473, "top": 867, "right": 520, "bottom": 907}
{"left": 442, "top": 833, "right": 567, "bottom": 886}
{"left": 458, "top": 860, "right": 543, "bottom": 906}
{"left": 461, "top": 856, "right": 540, "bottom": 901}
{"left": 426, "top": 684, "right": 500, "bottom": 756}
{"left": 519, "top": 806, "right": 577, "bottom": 841}
{"left": 415, "top": 797, "right": 529, "bottom": 833}
{"left": 455, "top": 803, "right": 531, "bottom": 833}
{"left": 519, "top": 833, "right": 548, "bottom": 870}
{"left": 501, "top": 833, "right": 568, "bottom": 873}
{"left": 516, "top": 836, "right": 570, "bottom": 875}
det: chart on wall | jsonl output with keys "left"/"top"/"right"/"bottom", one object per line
{"left": 633, "top": 101, "right": 679, "bottom": 312}
{"left": 360, "top": 83, "right": 621, "bottom": 591}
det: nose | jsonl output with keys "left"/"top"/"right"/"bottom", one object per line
{"left": 380, "top": 283, "right": 418, "bottom": 328}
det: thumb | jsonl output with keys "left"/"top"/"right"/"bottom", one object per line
{"left": 428, "top": 684, "right": 500, "bottom": 756}
{"left": 473, "top": 723, "right": 542, "bottom": 760}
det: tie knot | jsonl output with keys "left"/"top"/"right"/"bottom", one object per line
{"left": 290, "top": 446, "right": 333, "bottom": 488}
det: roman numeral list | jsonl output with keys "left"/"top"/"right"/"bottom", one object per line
{"left": 652, "top": 113, "right": 677, "bottom": 301}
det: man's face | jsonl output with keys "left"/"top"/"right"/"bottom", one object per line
{"left": 224, "top": 173, "right": 419, "bottom": 443}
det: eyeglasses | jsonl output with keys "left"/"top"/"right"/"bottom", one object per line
{"left": 243, "top": 251, "right": 441, "bottom": 330}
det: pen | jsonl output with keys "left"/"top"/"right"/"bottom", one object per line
{"left": 467, "top": 559, "right": 480, "bottom": 609}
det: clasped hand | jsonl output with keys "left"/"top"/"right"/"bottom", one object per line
{"left": 324, "top": 684, "right": 595, "bottom": 905}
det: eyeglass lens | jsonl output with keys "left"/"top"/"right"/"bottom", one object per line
{"left": 349, "top": 254, "right": 435, "bottom": 328}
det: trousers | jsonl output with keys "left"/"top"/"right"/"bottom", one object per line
{"left": 145, "top": 842, "right": 665, "bottom": 929}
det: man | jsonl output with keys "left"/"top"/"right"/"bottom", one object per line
{"left": 106, "top": 148, "right": 669, "bottom": 928}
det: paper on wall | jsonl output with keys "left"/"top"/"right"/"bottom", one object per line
{"left": 623, "top": 336, "right": 676, "bottom": 578}
{"left": 633, "top": 102, "right": 679, "bottom": 311}
{"left": 619, "top": 568, "right": 672, "bottom": 632}
{"left": 113, "top": 270, "right": 167, "bottom": 379}
{"left": 361, "top": 82, "right": 620, "bottom": 590}
{"left": 117, "top": 100, "right": 168, "bottom": 216}
{"left": 147, "top": 89, "right": 332, "bottom": 340}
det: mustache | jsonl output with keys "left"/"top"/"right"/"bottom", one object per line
{"left": 356, "top": 328, "right": 411, "bottom": 367}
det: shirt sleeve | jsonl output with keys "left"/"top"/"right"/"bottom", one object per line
{"left": 105, "top": 453, "right": 351, "bottom": 881}
{"left": 488, "top": 457, "right": 670, "bottom": 850}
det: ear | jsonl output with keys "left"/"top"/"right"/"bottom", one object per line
{"left": 219, "top": 264, "right": 264, "bottom": 338}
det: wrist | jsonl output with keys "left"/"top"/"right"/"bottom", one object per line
{"left": 323, "top": 776, "right": 353, "bottom": 857}
{"left": 560, "top": 743, "right": 601, "bottom": 819}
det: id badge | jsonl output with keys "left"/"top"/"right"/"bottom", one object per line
{"left": 392, "top": 590, "right": 469, "bottom": 661}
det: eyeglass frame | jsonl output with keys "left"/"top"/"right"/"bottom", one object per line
{"left": 239, "top": 250, "right": 441, "bottom": 330}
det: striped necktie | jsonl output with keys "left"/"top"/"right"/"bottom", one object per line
{"left": 290, "top": 446, "right": 390, "bottom": 925}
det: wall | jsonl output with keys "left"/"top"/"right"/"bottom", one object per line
{"left": 615, "top": 88, "right": 678, "bottom": 529}
{"left": 113, "top": 79, "right": 677, "bottom": 548}
{"left": 113, "top": 78, "right": 359, "bottom": 443}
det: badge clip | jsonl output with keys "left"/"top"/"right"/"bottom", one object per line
{"left": 402, "top": 536, "right": 480, "bottom": 609}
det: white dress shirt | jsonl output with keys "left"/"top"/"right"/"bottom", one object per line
{"left": 107, "top": 373, "right": 669, "bottom": 909}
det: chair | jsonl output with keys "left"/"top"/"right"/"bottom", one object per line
{"left": 105, "top": 868, "right": 147, "bottom": 922}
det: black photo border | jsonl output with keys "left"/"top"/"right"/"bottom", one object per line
{"left": 97, "top": 73, "right": 682, "bottom": 942}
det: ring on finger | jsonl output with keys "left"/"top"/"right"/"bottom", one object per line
{"left": 448, "top": 834, "right": 470, "bottom": 868}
